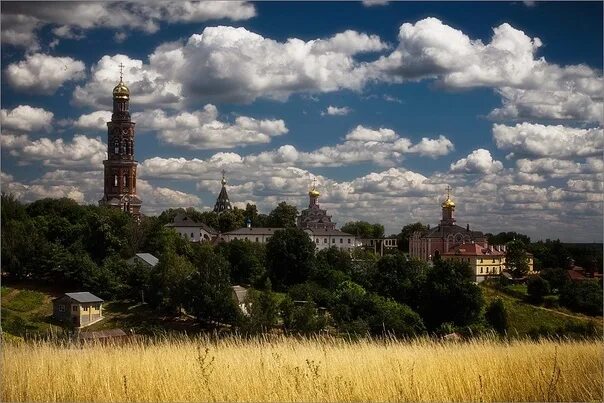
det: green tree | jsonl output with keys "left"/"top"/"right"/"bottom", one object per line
{"left": 365, "top": 294, "right": 426, "bottom": 337}
{"left": 487, "top": 232, "right": 531, "bottom": 246}
{"left": 559, "top": 281, "right": 603, "bottom": 316}
{"left": 217, "top": 239, "right": 266, "bottom": 286}
{"left": 538, "top": 267, "right": 569, "bottom": 293}
{"left": 241, "top": 289, "right": 280, "bottom": 334}
{"left": 341, "top": 221, "right": 384, "bottom": 239}
{"left": 527, "top": 276, "right": 551, "bottom": 303}
{"left": 186, "top": 244, "right": 240, "bottom": 324}
{"left": 149, "top": 250, "right": 195, "bottom": 312}
{"left": 266, "top": 202, "right": 298, "bottom": 228}
{"left": 398, "top": 222, "right": 428, "bottom": 252}
{"left": 281, "top": 296, "right": 327, "bottom": 335}
{"left": 218, "top": 209, "right": 245, "bottom": 232}
{"left": 419, "top": 259, "right": 484, "bottom": 330}
{"left": 367, "top": 254, "right": 427, "bottom": 309}
{"left": 265, "top": 228, "right": 316, "bottom": 290}
{"left": 505, "top": 240, "right": 530, "bottom": 278}
{"left": 485, "top": 298, "right": 508, "bottom": 335}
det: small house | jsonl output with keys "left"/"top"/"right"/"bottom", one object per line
{"left": 127, "top": 253, "right": 159, "bottom": 268}
{"left": 52, "top": 292, "right": 104, "bottom": 328}
{"left": 231, "top": 285, "right": 250, "bottom": 316}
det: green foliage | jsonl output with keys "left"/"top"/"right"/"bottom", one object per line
{"left": 419, "top": 259, "right": 484, "bottom": 330}
{"left": 243, "top": 203, "right": 268, "bottom": 228}
{"left": 526, "top": 276, "right": 551, "bottom": 303}
{"left": 216, "top": 239, "right": 266, "bottom": 287}
{"left": 266, "top": 202, "right": 298, "bottom": 228}
{"left": 148, "top": 250, "right": 196, "bottom": 312}
{"left": 186, "top": 244, "right": 240, "bottom": 324}
{"left": 487, "top": 232, "right": 531, "bottom": 246}
{"left": 559, "top": 281, "right": 603, "bottom": 316}
{"left": 537, "top": 268, "right": 569, "bottom": 292}
{"left": 485, "top": 298, "right": 508, "bottom": 335}
{"left": 265, "top": 228, "right": 316, "bottom": 290}
{"left": 368, "top": 254, "right": 427, "bottom": 310}
{"left": 218, "top": 208, "right": 245, "bottom": 233}
{"left": 280, "top": 296, "right": 327, "bottom": 335}
{"left": 505, "top": 240, "right": 530, "bottom": 277}
{"left": 341, "top": 221, "right": 384, "bottom": 239}
{"left": 241, "top": 290, "right": 280, "bottom": 334}
{"left": 398, "top": 222, "right": 428, "bottom": 252}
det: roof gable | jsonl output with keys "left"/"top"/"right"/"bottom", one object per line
{"left": 65, "top": 292, "right": 103, "bottom": 303}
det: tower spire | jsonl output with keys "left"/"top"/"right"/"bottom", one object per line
{"left": 441, "top": 185, "right": 455, "bottom": 225}
{"left": 119, "top": 62, "right": 124, "bottom": 82}
{"left": 214, "top": 170, "right": 232, "bottom": 213}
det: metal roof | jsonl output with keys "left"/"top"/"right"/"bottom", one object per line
{"left": 224, "top": 227, "right": 284, "bottom": 235}
{"left": 231, "top": 285, "right": 248, "bottom": 304}
{"left": 65, "top": 292, "right": 104, "bottom": 303}
{"left": 134, "top": 253, "right": 159, "bottom": 267}
{"left": 165, "top": 213, "right": 218, "bottom": 233}
{"left": 306, "top": 228, "right": 354, "bottom": 237}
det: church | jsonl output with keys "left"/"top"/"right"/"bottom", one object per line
{"left": 408, "top": 188, "right": 487, "bottom": 261}
{"left": 99, "top": 65, "right": 142, "bottom": 217}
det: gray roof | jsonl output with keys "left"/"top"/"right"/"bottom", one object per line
{"left": 65, "top": 292, "right": 103, "bottom": 303}
{"left": 166, "top": 213, "right": 217, "bottom": 234}
{"left": 134, "top": 253, "right": 159, "bottom": 267}
{"left": 421, "top": 224, "right": 484, "bottom": 239}
{"left": 306, "top": 228, "right": 355, "bottom": 237}
{"left": 231, "top": 285, "right": 248, "bottom": 304}
{"left": 224, "top": 227, "right": 284, "bottom": 235}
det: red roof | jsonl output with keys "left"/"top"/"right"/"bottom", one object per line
{"left": 443, "top": 243, "right": 504, "bottom": 257}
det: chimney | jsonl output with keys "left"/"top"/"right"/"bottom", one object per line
{"left": 466, "top": 223, "right": 470, "bottom": 231}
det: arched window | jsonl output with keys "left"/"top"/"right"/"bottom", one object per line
{"left": 114, "top": 142, "right": 120, "bottom": 155}
{"left": 123, "top": 174, "right": 128, "bottom": 187}
{"left": 114, "top": 175, "right": 118, "bottom": 187}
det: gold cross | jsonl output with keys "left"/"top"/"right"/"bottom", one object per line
{"left": 119, "top": 62, "right": 124, "bottom": 81}
{"left": 221, "top": 169, "right": 226, "bottom": 179}
{"left": 312, "top": 177, "right": 317, "bottom": 189}
{"left": 445, "top": 185, "right": 452, "bottom": 198}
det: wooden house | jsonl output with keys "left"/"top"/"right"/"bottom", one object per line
{"left": 52, "top": 292, "right": 104, "bottom": 328}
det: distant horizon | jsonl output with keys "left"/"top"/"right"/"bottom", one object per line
{"left": 1, "top": 1, "right": 602, "bottom": 242}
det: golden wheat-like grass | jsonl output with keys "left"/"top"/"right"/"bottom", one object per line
{"left": 2, "top": 335, "right": 602, "bottom": 402}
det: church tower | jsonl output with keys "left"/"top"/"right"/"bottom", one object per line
{"left": 99, "top": 64, "right": 142, "bottom": 217}
{"left": 440, "top": 185, "right": 455, "bottom": 226}
{"left": 213, "top": 170, "right": 232, "bottom": 213}
{"left": 297, "top": 180, "right": 336, "bottom": 230}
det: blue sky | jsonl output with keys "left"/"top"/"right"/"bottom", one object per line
{"left": 1, "top": 1, "right": 602, "bottom": 241}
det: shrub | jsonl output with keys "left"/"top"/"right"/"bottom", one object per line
{"left": 485, "top": 298, "right": 508, "bottom": 335}
{"left": 526, "top": 276, "right": 550, "bottom": 303}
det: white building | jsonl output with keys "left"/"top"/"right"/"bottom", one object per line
{"left": 221, "top": 226, "right": 358, "bottom": 251}
{"left": 165, "top": 213, "right": 218, "bottom": 242}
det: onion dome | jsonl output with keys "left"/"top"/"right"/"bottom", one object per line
{"left": 309, "top": 187, "right": 320, "bottom": 198}
{"left": 113, "top": 80, "right": 129, "bottom": 100}
{"left": 441, "top": 197, "right": 455, "bottom": 208}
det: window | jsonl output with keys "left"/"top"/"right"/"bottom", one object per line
{"left": 332, "top": 238, "right": 335, "bottom": 244}
{"left": 72, "top": 305, "right": 78, "bottom": 312}
{"left": 348, "top": 238, "right": 351, "bottom": 244}
{"left": 58, "top": 304, "right": 65, "bottom": 312}
{"left": 480, "top": 258, "right": 483, "bottom": 263}
{"left": 114, "top": 145, "right": 119, "bottom": 154}
{"left": 324, "top": 238, "right": 327, "bottom": 244}
{"left": 83, "top": 306, "right": 89, "bottom": 311}
{"left": 340, "top": 238, "right": 343, "bottom": 244}
{"left": 95, "top": 304, "right": 100, "bottom": 310}
{"left": 190, "top": 233, "right": 194, "bottom": 238}
{"left": 492, "top": 258, "right": 496, "bottom": 263}
{"left": 114, "top": 175, "right": 118, "bottom": 187}
{"left": 234, "top": 237, "right": 237, "bottom": 240}
{"left": 480, "top": 268, "right": 483, "bottom": 274}
{"left": 123, "top": 174, "right": 128, "bottom": 187}
{"left": 316, "top": 239, "right": 319, "bottom": 243}
{"left": 256, "top": 237, "right": 259, "bottom": 242}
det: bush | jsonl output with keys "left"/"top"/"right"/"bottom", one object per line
{"left": 526, "top": 276, "right": 550, "bottom": 303}
{"left": 485, "top": 298, "right": 508, "bottom": 335}
{"left": 539, "top": 268, "right": 569, "bottom": 293}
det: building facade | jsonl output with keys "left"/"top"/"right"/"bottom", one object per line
{"left": 297, "top": 185, "right": 336, "bottom": 230}
{"left": 165, "top": 213, "right": 218, "bottom": 242}
{"left": 99, "top": 66, "right": 142, "bottom": 216}
{"left": 409, "top": 189, "right": 487, "bottom": 261}
{"left": 52, "top": 292, "right": 104, "bottom": 328}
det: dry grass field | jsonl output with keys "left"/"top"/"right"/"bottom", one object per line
{"left": 2, "top": 335, "right": 602, "bottom": 402}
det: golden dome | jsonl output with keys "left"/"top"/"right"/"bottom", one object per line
{"left": 442, "top": 197, "right": 455, "bottom": 208}
{"left": 113, "top": 80, "right": 129, "bottom": 99}
{"left": 309, "top": 188, "right": 320, "bottom": 198}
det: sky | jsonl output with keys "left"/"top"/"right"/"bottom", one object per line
{"left": 1, "top": 1, "right": 602, "bottom": 242}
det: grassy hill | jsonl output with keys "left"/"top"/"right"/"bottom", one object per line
{"left": 2, "top": 282, "right": 601, "bottom": 338}
{"left": 480, "top": 284, "right": 602, "bottom": 336}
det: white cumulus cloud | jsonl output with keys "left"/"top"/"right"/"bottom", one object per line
{"left": 5, "top": 53, "right": 86, "bottom": 94}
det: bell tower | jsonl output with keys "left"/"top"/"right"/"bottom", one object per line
{"left": 99, "top": 63, "right": 142, "bottom": 217}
